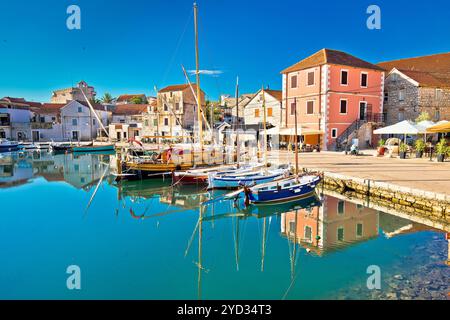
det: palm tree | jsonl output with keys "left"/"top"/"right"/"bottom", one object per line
{"left": 101, "top": 93, "right": 114, "bottom": 104}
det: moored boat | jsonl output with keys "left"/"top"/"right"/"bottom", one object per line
{"left": 0, "top": 139, "right": 19, "bottom": 153}
{"left": 208, "top": 167, "right": 290, "bottom": 190}
{"left": 244, "top": 174, "right": 322, "bottom": 205}
{"left": 72, "top": 144, "right": 115, "bottom": 153}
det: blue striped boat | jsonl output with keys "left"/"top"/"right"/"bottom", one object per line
{"left": 208, "top": 168, "right": 289, "bottom": 189}
{"left": 245, "top": 175, "right": 321, "bottom": 205}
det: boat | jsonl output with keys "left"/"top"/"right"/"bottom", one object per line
{"left": 172, "top": 162, "right": 264, "bottom": 185}
{"left": 72, "top": 144, "right": 115, "bottom": 153}
{"left": 18, "top": 142, "right": 39, "bottom": 151}
{"left": 51, "top": 143, "right": 73, "bottom": 153}
{"left": 0, "top": 139, "right": 19, "bottom": 153}
{"left": 244, "top": 174, "right": 322, "bottom": 205}
{"left": 208, "top": 167, "right": 290, "bottom": 189}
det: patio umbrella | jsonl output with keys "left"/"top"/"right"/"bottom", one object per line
{"left": 416, "top": 120, "right": 436, "bottom": 143}
{"left": 427, "top": 121, "right": 450, "bottom": 133}
{"left": 374, "top": 120, "right": 420, "bottom": 144}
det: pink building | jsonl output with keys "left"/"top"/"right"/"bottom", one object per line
{"left": 281, "top": 49, "right": 385, "bottom": 150}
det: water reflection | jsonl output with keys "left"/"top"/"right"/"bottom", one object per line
{"left": 0, "top": 152, "right": 448, "bottom": 299}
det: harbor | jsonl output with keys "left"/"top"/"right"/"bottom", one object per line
{"left": 0, "top": 151, "right": 448, "bottom": 300}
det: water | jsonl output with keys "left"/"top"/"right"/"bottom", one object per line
{"left": 0, "top": 152, "right": 448, "bottom": 300}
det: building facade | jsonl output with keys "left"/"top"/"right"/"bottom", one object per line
{"left": 51, "top": 81, "right": 96, "bottom": 104}
{"left": 281, "top": 49, "right": 385, "bottom": 150}
{"left": 377, "top": 52, "right": 450, "bottom": 125}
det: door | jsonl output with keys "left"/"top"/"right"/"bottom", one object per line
{"left": 117, "top": 132, "right": 121, "bottom": 141}
{"left": 72, "top": 131, "right": 79, "bottom": 141}
{"left": 359, "top": 102, "right": 366, "bottom": 121}
{"left": 32, "top": 131, "right": 40, "bottom": 142}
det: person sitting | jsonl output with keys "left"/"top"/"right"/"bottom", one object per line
{"left": 350, "top": 143, "right": 359, "bottom": 155}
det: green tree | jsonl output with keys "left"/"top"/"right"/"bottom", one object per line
{"left": 415, "top": 111, "right": 431, "bottom": 123}
{"left": 130, "top": 96, "right": 146, "bottom": 104}
{"left": 205, "top": 100, "right": 222, "bottom": 125}
{"left": 101, "top": 93, "right": 114, "bottom": 104}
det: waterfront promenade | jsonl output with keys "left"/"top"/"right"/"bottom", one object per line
{"left": 269, "top": 150, "right": 450, "bottom": 196}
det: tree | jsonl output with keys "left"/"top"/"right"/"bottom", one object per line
{"left": 205, "top": 100, "right": 222, "bottom": 125}
{"left": 415, "top": 111, "right": 431, "bottom": 123}
{"left": 130, "top": 96, "right": 146, "bottom": 104}
{"left": 101, "top": 93, "right": 114, "bottom": 104}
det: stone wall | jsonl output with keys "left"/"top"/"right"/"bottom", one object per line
{"left": 384, "top": 75, "right": 419, "bottom": 125}
{"left": 418, "top": 87, "right": 450, "bottom": 121}
{"left": 314, "top": 171, "right": 450, "bottom": 225}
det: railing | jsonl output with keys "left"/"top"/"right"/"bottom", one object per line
{"left": 31, "top": 122, "right": 53, "bottom": 129}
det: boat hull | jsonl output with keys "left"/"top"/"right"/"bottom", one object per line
{"left": 210, "top": 172, "right": 286, "bottom": 189}
{"left": 73, "top": 145, "right": 115, "bottom": 153}
{"left": 0, "top": 144, "right": 19, "bottom": 153}
{"left": 121, "top": 162, "right": 194, "bottom": 180}
{"left": 249, "top": 176, "right": 321, "bottom": 205}
{"left": 173, "top": 173, "right": 208, "bottom": 185}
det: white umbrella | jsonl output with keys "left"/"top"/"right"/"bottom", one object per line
{"left": 415, "top": 120, "right": 436, "bottom": 134}
{"left": 374, "top": 120, "right": 420, "bottom": 144}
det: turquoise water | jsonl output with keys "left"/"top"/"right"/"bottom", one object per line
{"left": 0, "top": 152, "right": 448, "bottom": 300}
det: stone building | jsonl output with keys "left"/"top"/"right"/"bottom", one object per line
{"left": 378, "top": 52, "right": 450, "bottom": 125}
{"left": 51, "top": 81, "right": 96, "bottom": 104}
{"left": 144, "top": 84, "right": 205, "bottom": 139}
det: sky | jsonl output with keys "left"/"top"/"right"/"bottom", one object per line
{"left": 0, "top": 0, "right": 449, "bottom": 102}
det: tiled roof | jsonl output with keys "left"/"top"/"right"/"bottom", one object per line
{"left": 377, "top": 52, "right": 450, "bottom": 88}
{"left": 159, "top": 84, "right": 198, "bottom": 93}
{"left": 281, "top": 48, "right": 384, "bottom": 74}
{"left": 116, "top": 94, "right": 147, "bottom": 102}
{"left": 264, "top": 89, "right": 282, "bottom": 102}
{"left": 113, "top": 104, "right": 149, "bottom": 115}
{"left": 35, "top": 103, "right": 66, "bottom": 114}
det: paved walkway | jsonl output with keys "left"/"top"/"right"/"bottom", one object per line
{"left": 268, "top": 150, "right": 450, "bottom": 196}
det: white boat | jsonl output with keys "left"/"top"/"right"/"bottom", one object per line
{"left": 208, "top": 167, "right": 290, "bottom": 189}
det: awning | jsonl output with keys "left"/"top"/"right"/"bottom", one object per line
{"left": 266, "top": 126, "right": 323, "bottom": 136}
{"left": 427, "top": 120, "right": 450, "bottom": 133}
{"left": 374, "top": 120, "right": 420, "bottom": 135}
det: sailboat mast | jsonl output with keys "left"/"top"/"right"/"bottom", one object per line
{"left": 194, "top": 3, "right": 203, "bottom": 160}
{"left": 294, "top": 98, "right": 299, "bottom": 175}
{"left": 262, "top": 86, "right": 268, "bottom": 167}
{"left": 235, "top": 77, "right": 240, "bottom": 167}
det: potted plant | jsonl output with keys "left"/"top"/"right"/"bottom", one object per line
{"left": 414, "top": 139, "right": 425, "bottom": 158}
{"left": 399, "top": 143, "right": 408, "bottom": 159}
{"left": 377, "top": 139, "right": 386, "bottom": 156}
{"left": 436, "top": 138, "right": 448, "bottom": 162}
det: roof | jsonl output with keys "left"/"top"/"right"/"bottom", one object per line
{"left": 264, "top": 89, "right": 282, "bottom": 102}
{"left": 116, "top": 94, "right": 147, "bottom": 102}
{"left": 378, "top": 52, "right": 450, "bottom": 88}
{"left": 159, "top": 84, "right": 199, "bottom": 93}
{"left": 113, "top": 104, "right": 149, "bottom": 115}
{"left": 281, "top": 48, "right": 384, "bottom": 74}
{"left": 34, "top": 103, "right": 66, "bottom": 114}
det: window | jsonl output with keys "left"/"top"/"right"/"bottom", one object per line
{"left": 399, "top": 89, "right": 405, "bottom": 101}
{"left": 144, "top": 120, "right": 149, "bottom": 126}
{"left": 267, "top": 108, "right": 273, "bottom": 117}
{"left": 435, "top": 89, "right": 443, "bottom": 100}
{"left": 175, "top": 103, "right": 180, "bottom": 111}
{"left": 304, "top": 226, "right": 312, "bottom": 242}
{"left": 337, "top": 200, "right": 345, "bottom": 214}
{"left": 290, "top": 102, "right": 296, "bottom": 116}
{"left": 153, "top": 119, "right": 158, "bottom": 126}
{"left": 384, "top": 92, "right": 389, "bottom": 103}
{"left": 124, "top": 132, "right": 127, "bottom": 139}
{"left": 40, "top": 116, "right": 45, "bottom": 123}
{"left": 51, "top": 117, "right": 56, "bottom": 122}
{"left": 164, "top": 118, "right": 169, "bottom": 126}
{"left": 74, "top": 164, "right": 79, "bottom": 172}
{"left": 164, "top": 104, "right": 168, "bottom": 111}
{"left": 289, "top": 221, "right": 296, "bottom": 234}
{"left": 255, "top": 109, "right": 260, "bottom": 117}
{"left": 398, "top": 112, "right": 404, "bottom": 121}
{"left": 340, "top": 70, "right": 348, "bottom": 85}
{"left": 72, "top": 119, "right": 78, "bottom": 126}
{"left": 356, "top": 223, "right": 363, "bottom": 237}
{"left": 307, "top": 71, "right": 315, "bottom": 86}
{"left": 78, "top": 107, "right": 82, "bottom": 113}
{"left": 93, "top": 119, "right": 96, "bottom": 125}
{"left": 435, "top": 109, "right": 441, "bottom": 121}
{"left": 291, "top": 75, "right": 298, "bottom": 88}
{"left": 331, "top": 128, "right": 338, "bottom": 139}
{"left": 340, "top": 100, "right": 348, "bottom": 114}
{"left": 337, "top": 227, "right": 344, "bottom": 242}
{"left": 306, "top": 101, "right": 314, "bottom": 115}
{"left": 391, "top": 73, "right": 399, "bottom": 82}
{"left": 361, "top": 72, "right": 368, "bottom": 87}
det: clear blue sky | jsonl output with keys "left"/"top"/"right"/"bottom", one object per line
{"left": 1, "top": 0, "right": 449, "bottom": 102}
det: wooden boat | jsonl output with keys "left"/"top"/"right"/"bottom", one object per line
{"left": 244, "top": 174, "right": 322, "bottom": 205}
{"left": 208, "top": 167, "right": 289, "bottom": 190}
{"left": 72, "top": 144, "right": 115, "bottom": 153}
{"left": 0, "top": 140, "right": 19, "bottom": 153}
{"left": 51, "top": 143, "right": 73, "bottom": 153}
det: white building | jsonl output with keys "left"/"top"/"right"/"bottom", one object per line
{"left": 0, "top": 101, "right": 33, "bottom": 141}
